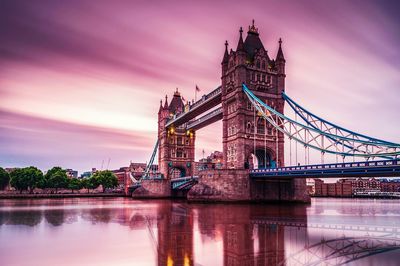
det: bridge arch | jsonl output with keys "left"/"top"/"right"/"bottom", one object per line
{"left": 245, "top": 145, "right": 276, "bottom": 169}
{"left": 170, "top": 166, "right": 187, "bottom": 179}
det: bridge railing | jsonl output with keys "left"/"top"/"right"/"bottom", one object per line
{"left": 166, "top": 86, "right": 221, "bottom": 127}
{"left": 250, "top": 159, "right": 400, "bottom": 174}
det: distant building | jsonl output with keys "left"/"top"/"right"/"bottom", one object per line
{"left": 112, "top": 167, "right": 130, "bottom": 187}
{"left": 351, "top": 178, "right": 380, "bottom": 193}
{"left": 313, "top": 178, "right": 353, "bottom": 197}
{"left": 65, "top": 169, "right": 78, "bottom": 178}
{"left": 306, "top": 179, "right": 315, "bottom": 195}
{"left": 129, "top": 162, "right": 158, "bottom": 180}
{"left": 80, "top": 168, "right": 97, "bottom": 179}
{"left": 4, "top": 168, "right": 18, "bottom": 173}
{"left": 194, "top": 151, "right": 224, "bottom": 175}
{"left": 312, "top": 177, "right": 399, "bottom": 197}
{"left": 380, "top": 179, "right": 400, "bottom": 192}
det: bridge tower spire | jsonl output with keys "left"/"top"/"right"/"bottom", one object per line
{"left": 221, "top": 20, "right": 285, "bottom": 170}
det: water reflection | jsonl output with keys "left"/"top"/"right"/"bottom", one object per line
{"left": 0, "top": 198, "right": 399, "bottom": 266}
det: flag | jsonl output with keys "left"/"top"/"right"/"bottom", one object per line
{"left": 196, "top": 85, "right": 201, "bottom": 92}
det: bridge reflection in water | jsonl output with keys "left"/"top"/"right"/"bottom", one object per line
{"left": 0, "top": 198, "right": 400, "bottom": 265}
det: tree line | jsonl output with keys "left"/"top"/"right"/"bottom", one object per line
{"left": 0, "top": 166, "right": 118, "bottom": 193}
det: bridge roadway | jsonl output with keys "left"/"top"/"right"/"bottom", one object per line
{"left": 250, "top": 159, "right": 400, "bottom": 179}
{"left": 165, "top": 86, "right": 222, "bottom": 128}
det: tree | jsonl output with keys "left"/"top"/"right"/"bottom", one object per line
{"left": 10, "top": 167, "right": 43, "bottom": 193}
{"left": 81, "top": 177, "right": 99, "bottom": 193}
{"left": 93, "top": 170, "right": 118, "bottom": 193}
{"left": 68, "top": 178, "right": 82, "bottom": 193}
{"left": 0, "top": 167, "right": 10, "bottom": 190}
{"left": 46, "top": 167, "right": 68, "bottom": 193}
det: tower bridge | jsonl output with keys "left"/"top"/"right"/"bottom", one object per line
{"left": 130, "top": 21, "right": 400, "bottom": 202}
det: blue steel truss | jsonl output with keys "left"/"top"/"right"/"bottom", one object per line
{"left": 242, "top": 83, "right": 400, "bottom": 159}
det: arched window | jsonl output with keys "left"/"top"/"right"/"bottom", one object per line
{"left": 257, "top": 119, "right": 265, "bottom": 134}
{"left": 262, "top": 60, "right": 266, "bottom": 69}
{"left": 246, "top": 122, "right": 253, "bottom": 133}
{"left": 256, "top": 60, "right": 260, "bottom": 68}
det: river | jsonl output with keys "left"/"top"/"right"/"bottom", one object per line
{"left": 0, "top": 197, "right": 399, "bottom": 266}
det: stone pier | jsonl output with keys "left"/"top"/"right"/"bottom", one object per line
{"left": 187, "top": 170, "right": 310, "bottom": 203}
{"left": 132, "top": 179, "right": 171, "bottom": 198}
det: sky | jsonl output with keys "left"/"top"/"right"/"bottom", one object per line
{"left": 1, "top": 0, "right": 399, "bottom": 173}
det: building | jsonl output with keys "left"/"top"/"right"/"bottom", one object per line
{"left": 306, "top": 178, "right": 315, "bottom": 195}
{"left": 129, "top": 162, "right": 159, "bottom": 180}
{"left": 80, "top": 168, "right": 97, "bottom": 179}
{"left": 221, "top": 21, "right": 286, "bottom": 170}
{"left": 380, "top": 179, "right": 400, "bottom": 192}
{"left": 158, "top": 89, "right": 196, "bottom": 179}
{"left": 195, "top": 151, "right": 224, "bottom": 175}
{"left": 112, "top": 167, "right": 130, "bottom": 187}
{"left": 65, "top": 168, "right": 78, "bottom": 178}
{"left": 312, "top": 177, "right": 392, "bottom": 197}
{"left": 351, "top": 178, "right": 381, "bottom": 193}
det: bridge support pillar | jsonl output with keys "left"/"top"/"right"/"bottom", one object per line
{"left": 188, "top": 170, "right": 310, "bottom": 203}
{"left": 188, "top": 170, "right": 251, "bottom": 201}
{"left": 132, "top": 179, "right": 171, "bottom": 198}
{"left": 250, "top": 178, "right": 310, "bottom": 203}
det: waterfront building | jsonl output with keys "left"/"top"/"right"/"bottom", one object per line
{"left": 351, "top": 178, "right": 381, "bottom": 193}
{"left": 312, "top": 177, "right": 400, "bottom": 197}
{"left": 65, "top": 168, "right": 78, "bottom": 178}
{"left": 380, "top": 179, "right": 400, "bottom": 192}
{"left": 194, "top": 151, "right": 224, "bottom": 175}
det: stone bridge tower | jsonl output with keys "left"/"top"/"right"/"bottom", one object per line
{"left": 158, "top": 90, "right": 196, "bottom": 179}
{"left": 222, "top": 20, "right": 286, "bottom": 170}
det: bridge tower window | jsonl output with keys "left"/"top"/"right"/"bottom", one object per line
{"left": 256, "top": 60, "right": 260, "bottom": 69}
{"left": 262, "top": 60, "right": 266, "bottom": 70}
{"left": 177, "top": 137, "right": 183, "bottom": 145}
{"left": 247, "top": 101, "right": 253, "bottom": 110}
{"left": 176, "top": 149, "right": 183, "bottom": 158}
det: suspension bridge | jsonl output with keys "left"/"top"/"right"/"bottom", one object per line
{"left": 128, "top": 22, "right": 399, "bottom": 202}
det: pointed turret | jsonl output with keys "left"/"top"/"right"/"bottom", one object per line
{"left": 163, "top": 95, "right": 169, "bottom": 109}
{"left": 276, "top": 38, "right": 285, "bottom": 62}
{"left": 222, "top": 40, "right": 229, "bottom": 64}
{"left": 243, "top": 19, "right": 265, "bottom": 60}
{"left": 236, "top": 27, "right": 244, "bottom": 52}
{"left": 169, "top": 88, "right": 184, "bottom": 114}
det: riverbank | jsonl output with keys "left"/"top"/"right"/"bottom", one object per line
{"left": 0, "top": 193, "right": 126, "bottom": 199}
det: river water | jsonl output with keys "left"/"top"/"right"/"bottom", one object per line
{"left": 0, "top": 197, "right": 399, "bottom": 266}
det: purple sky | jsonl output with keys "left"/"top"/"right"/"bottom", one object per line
{"left": 1, "top": 0, "right": 399, "bottom": 173}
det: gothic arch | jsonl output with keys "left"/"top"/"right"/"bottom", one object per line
{"left": 244, "top": 145, "right": 276, "bottom": 169}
